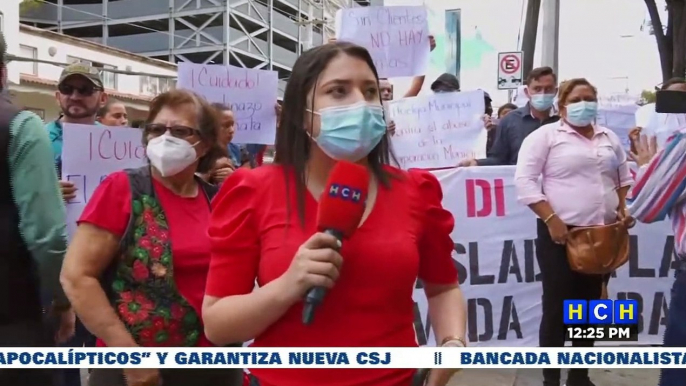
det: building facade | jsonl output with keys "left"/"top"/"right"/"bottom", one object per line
{"left": 20, "top": 0, "right": 369, "bottom": 95}
{"left": 7, "top": 23, "right": 178, "bottom": 122}
{"left": 1, "top": 0, "right": 21, "bottom": 85}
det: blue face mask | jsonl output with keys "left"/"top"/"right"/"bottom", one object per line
{"left": 565, "top": 101, "right": 598, "bottom": 127}
{"left": 310, "top": 102, "right": 386, "bottom": 162}
{"left": 529, "top": 93, "right": 556, "bottom": 111}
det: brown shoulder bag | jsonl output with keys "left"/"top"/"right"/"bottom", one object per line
{"left": 565, "top": 221, "right": 630, "bottom": 275}
{"left": 565, "top": 165, "right": 630, "bottom": 275}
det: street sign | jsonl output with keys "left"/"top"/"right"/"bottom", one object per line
{"left": 497, "top": 51, "right": 523, "bottom": 90}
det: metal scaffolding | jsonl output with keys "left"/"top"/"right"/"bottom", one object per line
{"left": 20, "top": 0, "right": 366, "bottom": 90}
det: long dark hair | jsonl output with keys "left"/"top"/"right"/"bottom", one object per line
{"left": 274, "top": 41, "right": 395, "bottom": 225}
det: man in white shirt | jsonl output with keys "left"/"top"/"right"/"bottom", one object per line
{"left": 635, "top": 78, "right": 686, "bottom": 149}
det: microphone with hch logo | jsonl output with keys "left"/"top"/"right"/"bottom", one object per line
{"left": 301, "top": 161, "right": 370, "bottom": 325}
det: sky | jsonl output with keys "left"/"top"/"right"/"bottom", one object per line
{"left": 384, "top": 0, "right": 662, "bottom": 106}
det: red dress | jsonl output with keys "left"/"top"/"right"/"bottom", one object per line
{"left": 206, "top": 165, "right": 458, "bottom": 386}
{"left": 79, "top": 171, "right": 215, "bottom": 347}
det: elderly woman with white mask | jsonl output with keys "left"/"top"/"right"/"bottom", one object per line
{"left": 60, "top": 89, "right": 243, "bottom": 386}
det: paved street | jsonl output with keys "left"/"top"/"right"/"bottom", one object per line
{"left": 449, "top": 368, "right": 660, "bottom": 386}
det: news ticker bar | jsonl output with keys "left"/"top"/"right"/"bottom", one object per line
{"left": 0, "top": 348, "right": 684, "bottom": 368}
{"left": 565, "top": 325, "right": 639, "bottom": 342}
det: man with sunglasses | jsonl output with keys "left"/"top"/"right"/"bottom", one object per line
{"left": 0, "top": 31, "right": 70, "bottom": 386}
{"left": 45, "top": 63, "right": 107, "bottom": 201}
{"left": 44, "top": 63, "right": 106, "bottom": 386}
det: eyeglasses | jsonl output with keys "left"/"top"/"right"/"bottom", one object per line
{"left": 144, "top": 123, "right": 199, "bottom": 138}
{"left": 58, "top": 83, "right": 102, "bottom": 97}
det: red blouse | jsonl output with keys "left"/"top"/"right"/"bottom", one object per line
{"left": 206, "top": 165, "right": 458, "bottom": 386}
{"left": 78, "top": 171, "right": 214, "bottom": 347}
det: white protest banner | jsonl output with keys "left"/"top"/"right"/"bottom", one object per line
{"left": 335, "top": 6, "right": 430, "bottom": 78}
{"left": 412, "top": 166, "right": 673, "bottom": 347}
{"left": 388, "top": 90, "right": 485, "bottom": 169}
{"left": 62, "top": 124, "right": 147, "bottom": 236}
{"left": 177, "top": 63, "right": 278, "bottom": 145}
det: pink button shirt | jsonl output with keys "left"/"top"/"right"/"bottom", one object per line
{"left": 514, "top": 121, "right": 633, "bottom": 226}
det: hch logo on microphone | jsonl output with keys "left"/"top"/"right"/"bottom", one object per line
{"left": 465, "top": 179, "right": 505, "bottom": 218}
{"left": 329, "top": 184, "right": 362, "bottom": 203}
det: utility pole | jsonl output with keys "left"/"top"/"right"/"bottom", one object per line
{"left": 540, "top": 0, "right": 560, "bottom": 75}
{"left": 521, "top": 0, "right": 541, "bottom": 78}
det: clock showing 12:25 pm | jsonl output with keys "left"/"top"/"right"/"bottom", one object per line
{"left": 565, "top": 325, "right": 633, "bottom": 342}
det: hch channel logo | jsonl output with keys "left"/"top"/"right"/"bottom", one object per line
{"left": 563, "top": 300, "right": 639, "bottom": 342}
{"left": 563, "top": 300, "right": 639, "bottom": 324}
{"left": 328, "top": 184, "right": 362, "bottom": 203}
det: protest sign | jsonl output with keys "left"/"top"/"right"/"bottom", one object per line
{"left": 597, "top": 109, "right": 636, "bottom": 151}
{"left": 335, "top": 6, "right": 430, "bottom": 78}
{"left": 596, "top": 94, "right": 638, "bottom": 151}
{"left": 598, "top": 94, "right": 640, "bottom": 111}
{"left": 412, "top": 166, "right": 672, "bottom": 347}
{"left": 177, "top": 63, "right": 278, "bottom": 145}
{"left": 388, "top": 90, "right": 485, "bottom": 169}
{"left": 62, "top": 124, "right": 147, "bottom": 236}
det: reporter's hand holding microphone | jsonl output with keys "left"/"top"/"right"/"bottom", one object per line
{"left": 281, "top": 232, "right": 343, "bottom": 304}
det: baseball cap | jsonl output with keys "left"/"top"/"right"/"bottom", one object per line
{"left": 58, "top": 63, "right": 104, "bottom": 89}
{"left": 431, "top": 73, "right": 460, "bottom": 92}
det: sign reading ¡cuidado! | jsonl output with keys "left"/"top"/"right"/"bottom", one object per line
{"left": 177, "top": 63, "right": 279, "bottom": 145}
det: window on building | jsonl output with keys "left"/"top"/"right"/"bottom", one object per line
{"left": 100, "top": 64, "right": 117, "bottom": 89}
{"left": 65, "top": 56, "right": 117, "bottom": 89}
{"left": 19, "top": 45, "right": 38, "bottom": 75}
{"left": 139, "top": 76, "right": 174, "bottom": 96}
{"left": 0, "top": 12, "right": 4, "bottom": 33}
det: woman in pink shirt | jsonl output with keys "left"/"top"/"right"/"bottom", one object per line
{"left": 514, "top": 78, "right": 633, "bottom": 386}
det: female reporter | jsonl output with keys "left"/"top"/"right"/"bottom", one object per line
{"left": 515, "top": 78, "right": 633, "bottom": 386}
{"left": 60, "top": 90, "right": 243, "bottom": 386}
{"left": 203, "top": 41, "right": 467, "bottom": 386}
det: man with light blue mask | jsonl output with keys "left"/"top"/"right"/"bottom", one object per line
{"left": 458, "top": 66, "right": 560, "bottom": 167}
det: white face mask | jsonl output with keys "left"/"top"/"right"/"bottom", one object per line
{"left": 146, "top": 134, "right": 199, "bottom": 177}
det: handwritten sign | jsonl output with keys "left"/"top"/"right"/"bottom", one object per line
{"left": 177, "top": 63, "right": 278, "bottom": 145}
{"left": 388, "top": 90, "right": 485, "bottom": 169}
{"left": 596, "top": 95, "right": 639, "bottom": 151}
{"left": 62, "top": 124, "right": 147, "bottom": 236}
{"left": 596, "top": 109, "right": 635, "bottom": 151}
{"left": 598, "top": 94, "right": 640, "bottom": 111}
{"left": 335, "top": 6, "right": 430, "bottom": 78}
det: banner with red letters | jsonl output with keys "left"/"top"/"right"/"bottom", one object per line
{"left": 412, "top": 166, "right": 673, "bottom": 347}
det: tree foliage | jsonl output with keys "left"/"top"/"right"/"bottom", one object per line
{"left": 641, "top": 89, "right": 657, "bottom": 103}
{"left": 20, "top": 0, "right": 41, "bottom": 13}
{"left": 644, "top": 0, "right": 686, "bottom": 82}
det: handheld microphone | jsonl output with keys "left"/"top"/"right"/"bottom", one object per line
{"left": 301, "top": 161, "right": 370, "bottom": 325}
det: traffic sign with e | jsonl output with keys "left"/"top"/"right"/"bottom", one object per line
{"left": 497, "top": 51, "right": 523, "bottom": 90}
{"left": 500, "top": 54, "right": 521, "bottom": 75}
